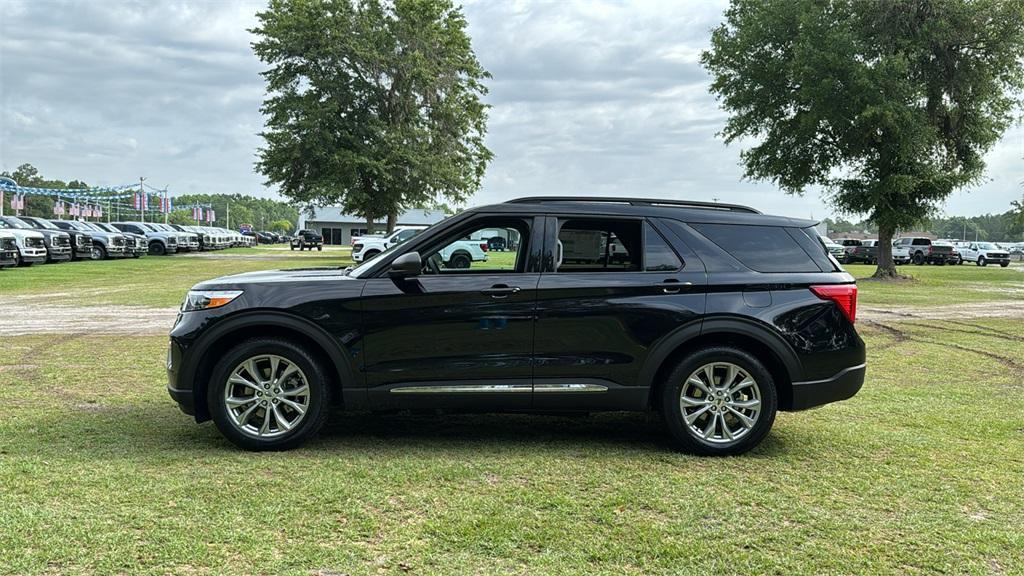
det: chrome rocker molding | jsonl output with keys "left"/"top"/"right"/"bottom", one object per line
{"left": 389, "top": 383, "right": 608, "bottom": 394}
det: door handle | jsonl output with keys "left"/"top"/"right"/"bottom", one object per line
{"left": 659, "top": 279, "right": 692, "bottom": 294}
{"left": 481, "top": 285, "right": 521, "bottom": 298}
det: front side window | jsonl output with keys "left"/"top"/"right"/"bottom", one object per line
{"left": 422, "top": 219, "right": 528, "bottom": 273}
{"left": 556, "top": 218, "right": 641, "bottom": 272}
{"left": 392, "top": 228, "right": 421, "bottom": 244}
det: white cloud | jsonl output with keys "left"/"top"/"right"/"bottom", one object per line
{"left": 0, "top": 0, "right": 1019, "bottom": 219}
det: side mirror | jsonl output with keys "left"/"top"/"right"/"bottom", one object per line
{"left": 389, "top": 252, "right": 421, "bottom": 278}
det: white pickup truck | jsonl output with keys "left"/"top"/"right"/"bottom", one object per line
{"left": 956, "top": 241, "right": 1010, "bottom": 267}
{"left": 351, "top": 226, "right": 427, "bottom": 262}
{"left": 352, "top": 225, "right": 488, "bottom": 268}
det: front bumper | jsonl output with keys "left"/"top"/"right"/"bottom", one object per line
{"left": 0, "top": 249, "right": 17, "bottom": 267}
{"left": 74, "top": 246, "right": 93, "bottom": 258}
{"left": 19, "top": 248, "right": 47, "bottom": 263}
{"left": 790, "top": 363, "right": 865, "bottom": 410}
{"left": 47, "top": 246, "right": 72, "bottom": 261}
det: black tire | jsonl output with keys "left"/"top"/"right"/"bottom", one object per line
{"left": 150, "top": 241, "right": 166, "bottom": 256}
{"left": 660, "top": 346, "right": 778, "bottom": 456}
{"left": 15, "top": 252, "right": 29, "bottom": 267}
{"left": 1000, "top": 262, "right": 1009, "bottom": 268}
{"left": 913, "top": 252, "right": 924, "bottom": 265}
{"left": 91, "top": 244, "right": 107, "bottom": 261}
{"left": 449, "top": 252, "right": 472, "bottom": 269}
{"left": 957, "top": 256, "right": 963, "bottom": 265}
{"left": 978, "top": 256, "right": 987, "bottom": 267}
{"left": 290, "top": 244, "right": 295, "bottom": 251}
{"left": 208, "top": 337, "right": 330, "bottom": 451}
{"left": 363, "top": 250, "right": 381, "bottom": 260}
{"left": 317, "top": 246, "right": 322, "bottom": 251}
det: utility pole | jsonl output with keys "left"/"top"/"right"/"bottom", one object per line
{"left": 139, "top": 177, "right": 146, "bottom": 222}
{"left": 163, "top": 188, "right": 170, "bottom": 224}
{"left": 226, "top": 202, "right": 231, "bottom": 230}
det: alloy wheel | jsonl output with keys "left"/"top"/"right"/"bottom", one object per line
{"left": 679, "top": 362, "right": 762, "bottom": 444}
{"left": 223, "top": 354, "right": 311, "bottom": 439}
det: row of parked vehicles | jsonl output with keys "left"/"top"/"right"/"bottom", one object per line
{"left": 821, "top": 235, "right": 1020, "bottom": 267}
{"left": 0, "top": 215, "right": 255, "bottom": 268}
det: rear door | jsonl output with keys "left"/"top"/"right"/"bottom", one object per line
{"left": 532, "top": 216, "right": 707, "bottom": 410}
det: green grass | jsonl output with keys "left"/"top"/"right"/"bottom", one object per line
{"left": 0, "top": 247, "right": 354, "bottom": 307}
{"left": 0, "top": 319, "right": 1022, "bottom": 574}
{"left": 846, "top": 262, "right": 1024, "bottom": 307}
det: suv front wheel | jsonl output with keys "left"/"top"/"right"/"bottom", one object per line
{"left": 660, "top": 346, "right": 778, "bottom": 456}
{"left": 208, "top": 338, "right": 330, "bottom": 451}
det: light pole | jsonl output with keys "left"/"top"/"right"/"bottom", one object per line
{"left": 0, "top": 176, "right": 17, "bottom": 217}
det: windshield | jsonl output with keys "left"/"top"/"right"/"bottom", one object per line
{"left": 94, "top": 223, "right": 116, "bottom": 233}
{"left": 2, "top": 217, "right": 32, "bottom": 229}
{"left": 81, "top": 222, "right": 103, "bottom": 232}
{"left": 27, "top": 217, "right": 60, "bottom": 230}
{"left": 347, "top": 249, "right": 392, "bottom": 278}
{"left": 977, "top": 242, "right": 995, "bottom": 250}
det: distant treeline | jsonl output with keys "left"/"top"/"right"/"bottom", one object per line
{"left": 1, "top": 164, "right": 298, "bottom": 233}
{"left": 824, "top": 210, "right": 1024, "bottom": 242}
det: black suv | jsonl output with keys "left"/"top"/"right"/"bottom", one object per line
{"left": 168, "top": 197, "right": 865, "bottom": 455}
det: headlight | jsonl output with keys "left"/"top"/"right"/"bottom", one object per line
{"left": 181, "top": 290, "right": 243, "bottom": 312}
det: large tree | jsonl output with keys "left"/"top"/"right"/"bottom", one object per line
{"left": 252, "top": 0, "right": 492, "bottom": 234}
{"left": 702, "top": 0, "right": 1024, "bottom": 278}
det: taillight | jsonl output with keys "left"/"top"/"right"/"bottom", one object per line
{"left": 480, "top": 243, "right": 488, "bottom": 252}
{"left": 810, "top": 284, "right": 857, "bottom": 324}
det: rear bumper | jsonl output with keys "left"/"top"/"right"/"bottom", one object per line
{"left": 789, "top": 363, "right": 865, "bottom": 411}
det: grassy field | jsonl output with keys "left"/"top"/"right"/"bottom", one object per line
{"left": 1, "top": 249, "right": 1023, "bottom": 574}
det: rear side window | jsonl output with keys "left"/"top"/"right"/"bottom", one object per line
{"left": 557, "top": 219, "right": 641, "bottom": 272}
{"left": 644, "top": 222, "right": 682, "bottom": 271}
{"left": 691, "top": 223, "right": 823, "bottom": 273}
{"left": 912, "top": 238, "right": 930, "bottom": 246}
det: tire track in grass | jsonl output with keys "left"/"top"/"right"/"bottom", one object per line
{"left": 860, "top": 317, "right": 1019, "bottom": 373}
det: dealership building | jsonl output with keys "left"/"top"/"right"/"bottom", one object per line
{"left": 297, "top": 206, "right": 447, "bottom": 246}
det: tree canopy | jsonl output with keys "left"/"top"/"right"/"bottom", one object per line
{"left": 702, "top": 0, "right": 1024, "bottom": 277}
{"left": 251, "top": 0, "right": 492, "bottom": 234}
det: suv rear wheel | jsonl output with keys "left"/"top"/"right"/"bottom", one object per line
{"left": 660, "top": 346, "right": 777, "bottom": 456}
{"left": 208, "top": 338, "right": 330, "bottom": 451}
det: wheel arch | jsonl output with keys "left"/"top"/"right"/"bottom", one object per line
{"left": 185, "top": 311, "right": 357, "bottom": 421}
{"left": 642, "top": 318, "right": 800, "bottom": 411}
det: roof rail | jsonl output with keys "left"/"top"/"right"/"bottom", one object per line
{"left": 505, "top": 196, "right": 761, "bottom": 214}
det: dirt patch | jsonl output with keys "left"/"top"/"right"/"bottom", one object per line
{"left": 859, "top": 300, "right": 1024, "bottom": 322}
{"left": 0, "top": 304, "right": 177, "bottom": 336}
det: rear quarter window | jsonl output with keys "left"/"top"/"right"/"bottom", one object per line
{"left": 690, "top": 223, "right": 828, "bottom": 273}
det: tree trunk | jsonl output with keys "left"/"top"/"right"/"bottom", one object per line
{"left": 386, "top": 211, "right": 397, "bottom": 234}
{"left": 365, "top": 215, "right": 374, "bottom": 235}
{"left": 872, "top": 224, "right": 900, "bottom": 279}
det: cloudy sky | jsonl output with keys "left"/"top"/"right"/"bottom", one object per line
{"left": 1, "top": 0, "right": 1021, "bottom": 219}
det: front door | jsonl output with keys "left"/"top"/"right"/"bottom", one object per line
{"left": 361, "top": 215, "right": 545, "bottom": 410}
